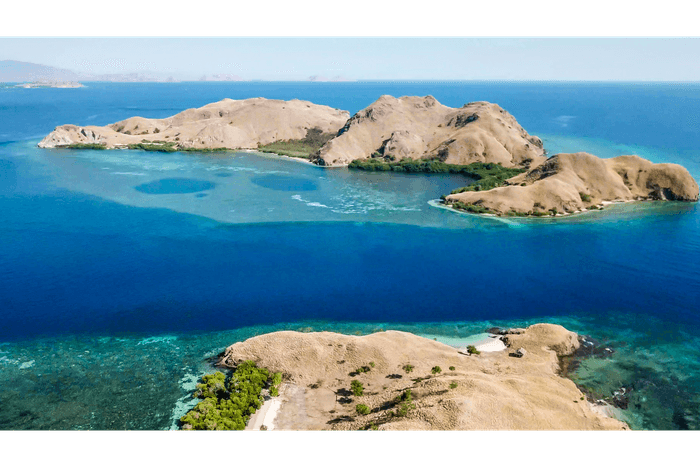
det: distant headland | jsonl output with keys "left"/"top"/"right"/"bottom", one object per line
{"left": 15, "top": 81, "right": 84, "bottom": 88}
{"left": 38, "top": 95, "right": 699, "bottom": 215}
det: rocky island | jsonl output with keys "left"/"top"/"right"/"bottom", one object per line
{"left": 39, "top": 97, "right": 349, "bottom": 151}
{"left": 181, "top": 323, "right": 628, "bottom": 430}
{"left": 444, "top": 152, "right": 700, "bottom": 217}
{"left": 39, "top": 95, "right": 699, "bottom": 215}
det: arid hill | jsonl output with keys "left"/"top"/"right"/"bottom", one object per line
{"left": 311, "top": 95, "right": 546, "bottom": 167}
{"left": 38, "top": 98, "right": 350, "bottom": 150}
{"left": 219, "top": 324, "right": 628, "bottom": 430}
{"left": 445, "top": 152, "right": 700, "bottom": 216}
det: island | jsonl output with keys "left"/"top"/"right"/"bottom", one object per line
{"left": 16, "top": 81, "right": 84, "bottom": 88}
{"left": 179, "top": 323, "right": 629, "bottom": 430}
{"left": 38, "top": 95, "right": 699, "bottom": 214}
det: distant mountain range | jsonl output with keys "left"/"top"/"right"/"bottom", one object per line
{"left": 1, "top": 60, "right": 183, "bottom": 83}
{"left": 0, "top": 60, "right": 355, "bottom": 83}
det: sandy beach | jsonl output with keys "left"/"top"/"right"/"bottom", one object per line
{"left": 246, "top": 393, "right": 283, "bottom": 430}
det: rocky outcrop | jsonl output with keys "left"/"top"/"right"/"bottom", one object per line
{"left": 219, "top": 323, "right": 627, "bottom": 430}
{"left": 310, "top": 95, "right": 545, "bottom": 167}
{"left": 38, "top": 98, "right": 350, "bottom": 150}
{"left": 445, "top": 152, "right": 699, "bottom": 216}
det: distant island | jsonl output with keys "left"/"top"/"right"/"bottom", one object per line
{"left": 179, "top": 323, "right": 629, "bottom": 430}
{"left": 15, "top": 81, "right": 84, "bottom": 88}
{"left": 38, "top": 95, "right": 699, "bottom": 214}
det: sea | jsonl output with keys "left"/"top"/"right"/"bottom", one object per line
{"left": 0, "top": 81, "right": 699, "bottom": 430}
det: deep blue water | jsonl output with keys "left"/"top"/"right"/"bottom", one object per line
{"left": 1, "top": 82, "right": 699, "bottom": 430}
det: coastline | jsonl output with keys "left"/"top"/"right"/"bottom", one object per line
{"left": 430, "top": 198, "right": 648, "bottom": 220}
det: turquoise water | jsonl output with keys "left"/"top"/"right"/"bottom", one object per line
{"left": 1, "top": 82, "right": 699, "bottom": 430}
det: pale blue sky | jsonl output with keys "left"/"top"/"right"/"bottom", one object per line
{"left": 2, "top": 38, "right": 700, "bottom": 81}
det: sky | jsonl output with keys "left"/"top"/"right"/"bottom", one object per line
{"left": 2, "top": 38, "right": 700, "bottom": 81}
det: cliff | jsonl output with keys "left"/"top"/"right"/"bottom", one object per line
{"left": 38, "top": 98, "right": 350, "bottom": 150}
{"left": 219, "top": 324, "right": 628, "bottom": 430}
{"left": 445, "top": 152, "right": 699, "bottom": 216}
{"left": 310, "top": 95, "right": 546, "bottom": 168}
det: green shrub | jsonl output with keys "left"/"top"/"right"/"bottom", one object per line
{"left": 180, "top": 360, "right": 271, "bottom": 431}
{"left": 351, "top": 380, "right": 364, "bottom": 397}
{"left": 579, "top": 192, "right": 592, "bottom": 203}
{"left": 431, "top": 366, "right": 442, "bottom": 374}
{"left": 194, "top": 371, "right": 228, "bottom": 399}
{"left": 369, "top": 362, "right": 375, "bottom": 368}
{"left": 449, "top": 366, "right": 455, "bottom": 371}
{"left": 467, "top": 345, "right": 481, "bottom": 355}
{"left": 270, "top": 387, "right": 279, "bottom": 397}
{"left": 402, "top": 364, "right": 414, "bottom": 374}
{"left": 355, "top": 404, "right": 370, "bottom": 415}
{"left": 449, "top": 382, "right": 458, "bottom": 389}
{"left": 396, "top": 389, "right": 413, "bottom": 403}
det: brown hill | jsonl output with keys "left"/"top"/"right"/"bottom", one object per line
{"left": 311, "top": 95, "right": 546, "bottom": 167}
{"left": 38, "top": 98, "right": 350, "bottom": 150}
{"left": 219, "top": 324, "right": 628, "bottom": 430}
{"left": 445, "top": 152, "right": 699, "bottom": 216}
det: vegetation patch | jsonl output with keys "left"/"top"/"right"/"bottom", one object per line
{"left": 351, "top": 380, "right": 364, "bottom": 397}
{"left": 447, "top": 201, "right": 492, "bottom": 214}
{"left": 179, "top": 361, "right": 273, "bottom": 431}
{"left": 350, "top": 158, "right": 526, "bottom": 185}
{"left": 392, "top": 389, "right": 416, "bottom": 417}
{"left": 402, "top": 364, "right": 415, "bottom": 374}
{"left": 62, "top": 143, "right": 107, "bottom": 150}
{"left": 355, "top": 404, "right": 370, "bottom": 415}
{"left": 257, "top": 127, "right": 335, "bottom": 159}
{"left": 127, "top": 142, "right": 178, "bottom": 152}
{"left": 431, "top": 366, "right": 442, "bottom": 375}
{"left": 124, "top": 141, "right": 229, "bottom": 153}
{"left": 467, "top": 345, "right": 481, "bottom": 355}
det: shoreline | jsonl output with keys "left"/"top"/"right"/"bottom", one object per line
{"left": 430, "top": 198, "right": 650, "bottom": 220}
{"left": 246, "top": 389, "right": 284, "bottom": 430}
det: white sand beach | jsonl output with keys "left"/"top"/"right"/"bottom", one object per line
{"left": 246, "top": 392, "right": 283, "bottom": 431}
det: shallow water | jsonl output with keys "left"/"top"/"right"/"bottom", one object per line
{"left": 1, "top": 82, "right": 699, "bottom": 430}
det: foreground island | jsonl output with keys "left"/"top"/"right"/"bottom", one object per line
{"left": 181, "top": 324, "right": 629, "bottom": 430}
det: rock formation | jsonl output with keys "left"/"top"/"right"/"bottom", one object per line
{"left": 445, "top": 152, "right": 700, "bottom": 216}
{"left": 219, "top": 324, "right": 628, "bottom": 430}
{"left": 311, "top": 95, "right": 546, "bottom": 167}
{"left": 38, "top": 98, "right": 350, "bottom": 150}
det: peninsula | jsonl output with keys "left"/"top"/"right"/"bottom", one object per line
{"left": 444, "top": 152, "right": 699, "bottom": 216}
{"left": 185, "top": 323, "right": 629, "bottom": 430}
